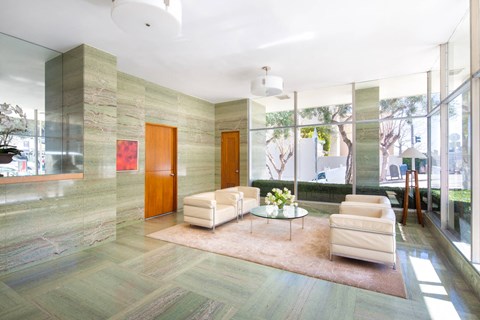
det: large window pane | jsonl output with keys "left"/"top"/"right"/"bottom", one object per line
{"left": 430, "top": 110, "right": 441, "bottom": 218}
{"left": 379, "top": 73, "right": 428, "bottom": 119}
{"left": 448, "top": 12, "right": 470, "bottom": 94}
{"left": 430, "top": 58, "right": 441, "bottom": 109}
{"left": 250, "top": 128, "right": 295, "bottom": 195}
{"left": 297, "top": 84, "right": 352, "bottom": 125}
{"left": 447, "top": 91, "right": 471, "bottom": 255}
{"left": 250, "top": 94, "right": 294, "bottom": 129}
{"left": 297, "top": 124, "right": 352, "bottom": 203}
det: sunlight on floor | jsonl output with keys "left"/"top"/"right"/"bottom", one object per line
{"left": 410, "top": 256, "right": 461, "bottom": 320}
{"left": 397, "top": 223, "right": 407, "bottom": 241}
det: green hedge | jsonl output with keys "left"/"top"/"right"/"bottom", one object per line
{"left": 252, "top": 179, "right": 430, "bottom": 208}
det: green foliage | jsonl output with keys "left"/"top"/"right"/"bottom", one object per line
{"left": 300, "top": 127, "right": 331, "bottom": 153}
{"left": 266, "top": 111, "right": 294, "bottom": 140}
{"left": 379, "top": 95, "right": 427, "bottom": 118}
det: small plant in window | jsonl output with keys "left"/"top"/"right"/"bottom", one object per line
{"left": 0, "top": 102, "right": 28, "bottom": 155}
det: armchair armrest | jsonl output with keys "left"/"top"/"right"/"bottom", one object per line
{"left": 330, "top": 214, "right": 395, "bottom": 235}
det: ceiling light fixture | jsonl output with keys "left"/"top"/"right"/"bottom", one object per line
{"left": 111, "top": 0, "right": 182, "bottom": 38}
{"left": 250, "top": 66, "right": 284, "bottom": 97}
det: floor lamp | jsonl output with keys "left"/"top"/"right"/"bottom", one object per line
{"left": 400, "top": 147, "right": 427, "bottom": 226}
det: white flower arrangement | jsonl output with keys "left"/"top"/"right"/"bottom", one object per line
{"left": 265, "top": 187, "right": 296, "bottom": 208}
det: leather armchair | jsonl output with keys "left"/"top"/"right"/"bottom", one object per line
{"left": 183, "top": 191, "right": 240, "bottom": 232}
{"left": 329, "top": 204, "right": 397, "bottom": 269}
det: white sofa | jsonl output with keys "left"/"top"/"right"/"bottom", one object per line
{"left": 329, "top": 204, "right": 397, "bottom": 269}
{"left": 219, "top": 186, "right": 260, "bottom": 218}
{"left": 183, "top": 191, "right": 240, "bottom": 232}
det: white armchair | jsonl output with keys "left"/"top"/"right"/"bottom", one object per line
{"left": 219, "top": 186, "right": 260, "bottom": 218}
{"left": 183, "top": 191, "right": 240, "bottom": 232}
{"left": 330, "top": 204, "right": 397, "bottom": 269}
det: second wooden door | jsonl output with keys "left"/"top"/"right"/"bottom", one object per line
{"left": 221, "top": 131, "right": 240, "bottom": 188}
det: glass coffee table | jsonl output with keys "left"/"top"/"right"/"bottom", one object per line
{"left": 250, "top": 205, "right": 309, "bottom": 240}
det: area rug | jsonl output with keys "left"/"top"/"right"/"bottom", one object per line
{"left": 147, "top": 216, "right": 407, "bottom": 298}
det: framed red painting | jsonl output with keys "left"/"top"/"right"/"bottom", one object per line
{"left": 116, "top": 140, "right": 138, "bottom": 171}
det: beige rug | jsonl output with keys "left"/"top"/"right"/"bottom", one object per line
{"left": 147, "top": 215, "right": 407, "bottom": 298}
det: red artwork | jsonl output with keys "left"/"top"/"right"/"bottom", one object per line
{"left": 116, "top": 140, "right": 138, "bottom": 171}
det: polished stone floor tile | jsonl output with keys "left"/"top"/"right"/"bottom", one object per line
{"left": 32, "top": 264, "right": 161, "bottom": 320}
{"left": 121, "top": 242, "right": 210, "bottom": 281}
{"left": 173, "top": 254, "right": 277, "bottom": 307}
{"left": 0, "top": 211, "right": 478, "bottom": 319}
{"left": 0, "top": 282, "right": 50, "bottom": 320}
{"left": 110, "top": 284, "right": 237, "bottom": 320}
{"left": 0, "top": 251, "right": 112, "bottom": 296}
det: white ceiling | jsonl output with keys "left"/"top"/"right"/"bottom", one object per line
{"left": 0, "top": 0, "right": 469, "bottom": 104}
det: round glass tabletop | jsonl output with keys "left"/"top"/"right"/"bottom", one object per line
{"left": 250, "top": 205, "right": 308, "bottom": 220}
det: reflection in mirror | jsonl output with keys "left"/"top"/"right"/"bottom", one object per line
{"left": 0, "top": 32, "right": 83, "bottom": 177}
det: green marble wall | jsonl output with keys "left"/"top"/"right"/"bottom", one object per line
{"left": 355, "top": 87, "right": 380, "bottom": 186}
{"left": 116, "top": 72, "right": 146, "bottom": 227}
{"left": 116, "top": 77, "right": 215, "bottom": 218}
{"left": 214, "top": 100, "right": 248, "bottom": 188}
{"left": 144, "top": 81, "right": 216, "bottom": 208}
{"left": 1, "top": 43, "right": 217, "bottom": 275}
{"left": 0, "top": 45, "right": 117, "bottom": 275}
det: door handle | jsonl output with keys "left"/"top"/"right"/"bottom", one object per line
{"left": 170, "top": 173, "right": 175, "bottom": 176}
{"left": 235, "top": 170, "right": 239, "bottom": 173}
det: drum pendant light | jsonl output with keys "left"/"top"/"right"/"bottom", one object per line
{"left": 250, "top": 66, "right": 284, "bottom": 97}
{"left": 111, "top": 0, "right": 182, "bottom": 38}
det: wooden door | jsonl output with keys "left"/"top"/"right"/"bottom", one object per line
{"left": 145, "top": 123, "right": 177, "bottom": 218}
{"left": 221, "top": 131, "right": 240, "bottom": 188}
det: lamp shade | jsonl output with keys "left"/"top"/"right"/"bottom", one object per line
{"left": 401, "top": 147, "right": 426, "bottom": 159}
{"left": 250, "top": 66, "right": 284, "bottom": 97}
{"left": 250, "top": 75, "right": 284, "bottom": 96}
{"left": 111, "top": 0, "right": 182, "bottom": 38}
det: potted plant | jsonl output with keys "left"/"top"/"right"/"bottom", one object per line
{"left": 0, "top": 102, "right": 28, "bottom": 164}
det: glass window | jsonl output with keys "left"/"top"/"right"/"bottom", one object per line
{"left": 250, "top": 94, "right": 294, "bottom": 129}
{"left": 430, "top": 58, "right": 441, "bottom": 109}
{"left": 297, "top": 85, "right": 352, "bottom": 125}
{"left": 250, "top": 127, "right": 295, "bottom": 190}
{"left": 379, "top": 73, "right": 428, "bottom": 119}
{"left": 429, "top": 110, "right": 441, "bottom": 218}
{"left": 448, "top": 12, "right": 470, "bottom": 94}
{"left": 296, "top": 124, "right": 353, "bottom": 203}
{"left": 447, "top": 91, "right": 471, "bottom": 256}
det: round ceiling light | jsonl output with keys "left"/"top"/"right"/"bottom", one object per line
{"left": 111, "top": 0, "right": 182, "bottom": 38}
{"left": 250, "top": 66, "right": 284, "bottom": 97}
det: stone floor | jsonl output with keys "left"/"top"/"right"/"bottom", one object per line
{"left": 0, "top": 209, "right": 479, "bottom": 319}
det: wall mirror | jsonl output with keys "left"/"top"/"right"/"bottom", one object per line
{"left": 0, "top": 32, "right": 83, "bottom": 178}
